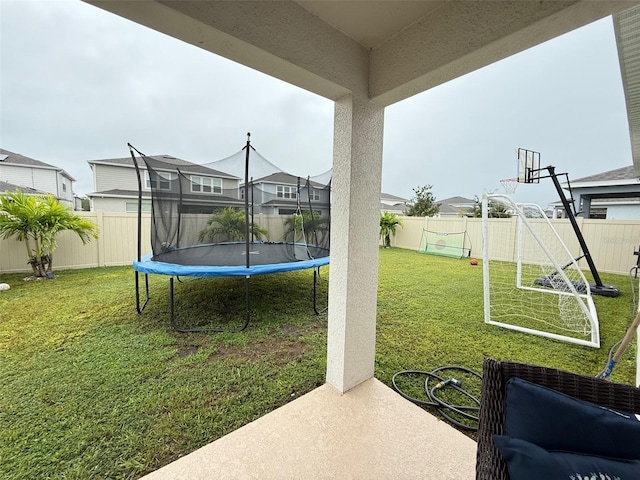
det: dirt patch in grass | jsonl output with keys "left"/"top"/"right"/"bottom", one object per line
{"left": 211, "top": 320, "right": 327, "bottom": 366}
{"left": 176, "top": 344, "right": 200, "bottom": 358}
{"left": 169, "top": 317, "right": 327, "bottom": 367}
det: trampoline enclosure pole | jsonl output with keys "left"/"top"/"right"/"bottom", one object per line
{"left": 244, "top": 133, "right": 250, "bottom": 268}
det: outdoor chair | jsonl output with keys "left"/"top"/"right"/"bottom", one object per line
{"left": 475, "top": 357, "right": 640, "bottom": 480}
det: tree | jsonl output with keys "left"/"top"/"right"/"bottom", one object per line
{"left": 471, "top": 195, "right": 512, "bottom": 218}
{"left": 405, "top": 185, "right": 441, "bottom": 217}
{"left": 0, "top": 191, "right": 99, "bottom": 277}
{"left": 198, "top": 207, "right": 267, "bottom": 243}
{"left": 379, "top": 211, "right": 403, "bottom": 248}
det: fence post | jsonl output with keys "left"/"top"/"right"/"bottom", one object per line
{"left": 96, "top": 211, "right": 106, "bottom": 267}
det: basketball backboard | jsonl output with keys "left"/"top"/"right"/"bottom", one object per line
{"left": 516, "top": 148, "right": 540, "bottom": 183}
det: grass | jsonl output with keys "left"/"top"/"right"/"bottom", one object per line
{"left": 374, "top": 249, "right": 637, "bottom": 431}
{"left": 0, "top": 247, "right": 637, "bottom": 479}
{"left": 376, "top": 249, "right": 637, "bottom": 379}
{"left": 0, "top": 267, "right": 328, "bottom": 479}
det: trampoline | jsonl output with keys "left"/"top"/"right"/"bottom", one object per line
{"left": 130, "top": 135, "right": 331, "bottom": 332}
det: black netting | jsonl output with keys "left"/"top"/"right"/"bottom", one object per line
{"left": 139, "top": 151, "right": 330, "bottom": 267}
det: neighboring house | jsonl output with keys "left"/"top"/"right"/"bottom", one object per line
{"left": 380, "top": 192, "right": 410, "bottom": 215}
{"left": 436, "top": 196, "right": 476, "bottom": 217}
{"left": 87, "top": 155, "right": 242, "bottom": 213}
{"left": 0, "top": 148, "right": 76, "bottom": 208}
{"left": 560, "top": 165, "right": 640, "bottom": 219}
{"left": 243, "top": 172, "right": 331, "bottom": 217}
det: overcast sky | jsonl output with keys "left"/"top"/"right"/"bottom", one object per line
{"left": 0, "top": 1, "right": 633, "bottom": 208}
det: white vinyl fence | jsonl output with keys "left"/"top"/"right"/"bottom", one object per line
{"left": 1, "top": 213, "right": 640, "bottom": 276}
{"left": 390, "top": 215, "right": 640, "bottom": 276}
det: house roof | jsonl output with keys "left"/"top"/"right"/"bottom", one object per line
{"left": 251, "top": 171, "right": 329, "bottom": 189}
{"left": 0, "top": 148, "right": 76, "bottom": 181}
{"left": 380, "top": 192, "right": 409, "bottom": 203}
{"left": 379, "top": 203, "right": 406, "bottom": 213}
{"left": 572, "top": 165, "right": 638, "bottom": 183}
{"left": 87, "top": 189, "right": 150, "bottom": 198}
{"left": 260, "top": 197, "right": 330, "bottom": 208}
{"left": 89, "top": 155, "right": 240, "bottom": 179}
{"left": 380, "top": 192, "right": 409, "bottom": 214}
{"left": 0, "top": 180, "right": 49, "bottom": 196}
{"left": 88, "top": 188, "right": 244, "bottom": 205}
{"left": 438, "top": 196, "right": 476, "bottom": 215}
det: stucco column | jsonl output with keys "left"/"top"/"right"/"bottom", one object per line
{"left": 326, "top": 93, "right": 384, "bottom": 393}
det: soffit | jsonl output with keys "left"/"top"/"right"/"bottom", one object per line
{"left": 293, "top": 1, "right": 447, "bottom": 49}
{"left": 89, "top": 1, "right": 638, "bottom": 104}
{"left": 615, "top": 5, "right": 640, "bottom": 176}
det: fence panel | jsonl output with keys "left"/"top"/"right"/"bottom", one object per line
{"left": 393, "top": 216, "right": 640, "bottom": 275}
{"left": 2, "top": 214, "right": 640, "bottom": 275}
{"left": 581, "top": 219, "right": 640, "bottom": 275}
{"left": 392, "top": 217, "right": 424, "bottom": 250}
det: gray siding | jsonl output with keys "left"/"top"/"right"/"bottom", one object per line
{"left": 94, "top": 164, "right": 139, "bottom": 192}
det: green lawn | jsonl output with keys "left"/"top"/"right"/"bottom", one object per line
{"left": 0, "top": 248, "right": 636, "bottom": 479}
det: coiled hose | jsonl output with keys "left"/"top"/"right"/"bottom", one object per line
{"left": 392, "top": 365, "right": 482, "bottom": 431}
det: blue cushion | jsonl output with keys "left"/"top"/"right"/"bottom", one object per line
{"left": 504, "top": 377, "right": 640, "bottom": 459}
{"left": 493, "top": 435, "right": 640, "bottom": 480}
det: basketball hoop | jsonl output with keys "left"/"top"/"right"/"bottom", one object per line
{"left": 500, "top": 178, "right": 518, "bottom": 194}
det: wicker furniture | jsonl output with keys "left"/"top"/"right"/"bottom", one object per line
{"left": 475, "top": 357, "right": 640, "bottom": 480}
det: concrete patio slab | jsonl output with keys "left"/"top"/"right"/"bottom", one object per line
{"left": 142, "top": 377, "right": 476, "bottom": 479}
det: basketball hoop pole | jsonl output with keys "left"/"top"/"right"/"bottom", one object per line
{"left": 538, "top": 164, "right": 619, "bottom": 297}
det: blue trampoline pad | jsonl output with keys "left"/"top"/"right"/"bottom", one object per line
{"left": 133, "top": 242, "right": 329, "bottom": 278}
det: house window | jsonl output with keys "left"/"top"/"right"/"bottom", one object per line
{"left": 62, "top": 181, "right": 67, "bottom": 192}
{"left": 145, "top": 171, "right": 171, "bottom": 190}
{"left": 309, "top": 189, "right": 320, "bottom": 201}
{"left": 589, "top": 208, "right": 607, "bottom": 219}
{"left": 191, "top": 176, "right": 222, "bottom": 194}
{"left": 126, "top": 202, "right": 152, "bottom": 213}
{"left": 277, "top": 185, "right": 296, "bottom": 199}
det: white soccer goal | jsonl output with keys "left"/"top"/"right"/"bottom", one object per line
{"left": 482, "top": 194, "right": 600, "bottom": 348}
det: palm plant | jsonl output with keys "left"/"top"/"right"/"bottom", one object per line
{"left": 198, "top": 207, "right": 267, "bottom": 243}
{"left": 283, "top": 210, "right": 329, "bottom": 245}
{"left": 379, "top": 211, "right": 403, "bottom": 248}
{"left": 0, "top": 191, "right": 98, "bottom": 277}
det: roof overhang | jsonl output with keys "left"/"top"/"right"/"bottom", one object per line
{"left": 615, "top": 6, "right": 640, "bottom": 176}
{"left": 86, "top": 1, "right": 638, "bottom": 106}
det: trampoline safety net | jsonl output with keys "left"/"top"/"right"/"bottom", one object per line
{"left": 140, "top": 153, "right": 331, "bottom": 268}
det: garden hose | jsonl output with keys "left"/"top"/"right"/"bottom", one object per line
{"left": 391, "top": 365, "right": 482, "bottom": 431}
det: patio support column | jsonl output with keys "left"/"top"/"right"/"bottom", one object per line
{"left": 326, "top": 93, "right": 384, "bottom": 393}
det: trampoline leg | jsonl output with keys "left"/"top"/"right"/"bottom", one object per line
{"left": 168, "top": 275, "right": 251, "bottom": 333}
{"left": 170, "top": 276, "right": 175, "bottom": 329}
{"left": 313, "top": 267, "right": 328, "bottom": 315}
{"left": 135, "top": 271, "right": 149, "bottom": 313}
{"left": 241, "top": 275, "right": 251, "bottom": 331}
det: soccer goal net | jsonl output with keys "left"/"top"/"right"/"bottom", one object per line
{"left": 482, "top": 194, "right": 600, "bottom": 348}
{"left": 418, "top": 229, "right": 472, "bottom": 259}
